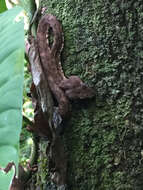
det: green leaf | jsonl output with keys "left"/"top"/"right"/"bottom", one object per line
{"left": 19, "top": 0, "right": 36, "bottom": 21}
{"left": 0, "top": 6, "right": 24, "bottom": 189}
{"left": 0, "top": 0, "right": 7, "bottom": 13}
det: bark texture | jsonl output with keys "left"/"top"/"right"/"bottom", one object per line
{"left": 35, "top": 0, "right": 143, "bottom": 189}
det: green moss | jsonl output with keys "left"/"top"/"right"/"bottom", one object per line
{"left": 35, "top": 141, "right": 49, "bottom": 188}
{"left": 39, "top": 0, "right": 143, "bottom": 189}
{"left": 63, "top": 94, "right": 143, "bottom": 189}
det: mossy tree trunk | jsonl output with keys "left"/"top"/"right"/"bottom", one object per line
{"left": 37, "top": 1, "right": 143, "bottom": 189}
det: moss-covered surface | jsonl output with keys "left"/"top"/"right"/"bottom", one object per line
{"left": 39, "top": 0, "right": 143, "bottom": 189}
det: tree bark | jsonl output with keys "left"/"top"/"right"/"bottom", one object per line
{"left": 33, "top": 0, "right": 143, "bottom": 189}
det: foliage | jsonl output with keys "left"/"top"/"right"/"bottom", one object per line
{"left": 0, "top": 6, "right": 24, "bottom": 189}
{"left": 19, "top": 126, "right": 33, "bottom": 164}
{"left": 19, "top": 0, "right": 36, "bottom": 21}
{"left": 1, "top": 0, "right": 142, "bottom": 189}
{"left": 0, "top": 0, "right": 7, "bottom": 13}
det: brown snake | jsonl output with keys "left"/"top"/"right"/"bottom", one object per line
{"left": 37, "top": 14, "right": 69, "bottom": 118}
{"left": 37, "top": 14, "right": 94, "bottom": 118}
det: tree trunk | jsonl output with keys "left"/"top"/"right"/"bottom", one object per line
{"left": 35, "top": 0, "right": 143, "bottom": 189}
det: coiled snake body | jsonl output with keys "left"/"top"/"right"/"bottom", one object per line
{"left": 37, "top": 14, "right": 94, "bottom": 118}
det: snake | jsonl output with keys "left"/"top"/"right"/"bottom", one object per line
{"left": 37, "top": 14, "right": 94, "bottom": 118}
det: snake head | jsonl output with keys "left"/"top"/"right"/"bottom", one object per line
{"left": 60, "top": 76, "right": 95, "bottom": 100}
